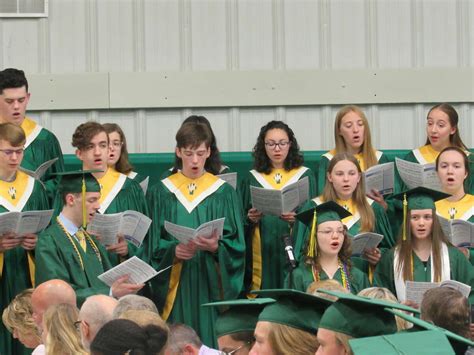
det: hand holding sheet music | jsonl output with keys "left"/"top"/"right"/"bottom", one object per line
{"left": 164, "top": 218, "right": 225, "bottom": 244}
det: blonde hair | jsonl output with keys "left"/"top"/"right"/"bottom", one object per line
{"left": 43, "top": 304, "right": 87, "bottom": 355}
{"left": 268, "top": 322, "right": 318, "bottom": 355}
{"left": 358, "top": 287, "right": 410, "bottom": 331}
{"left": 2, "top": 289, "right": 41, "bottom": 344}
{"left": 322, "top": 153, "right": 375, "bottom": 231}
{"left": 306, "top": 279, "right": 350, "bottom": 301}
{"left": 334, "top": 331, "right": 353, "bottom": 355}
{"left": 334, "top": 105, "right": 378, "bottom": 169}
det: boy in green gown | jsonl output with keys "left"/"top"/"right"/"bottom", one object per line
{"left": 35, "top": 170, "right": 143, "bottom": 307}
{"left": 54, "top": 121, "right": 149, "bottom": 266}
{"left": 144, "top": 121, "right": 245, "bottom": 347}
{"left": 0, "top": 68, "right": 64, "bottom": 202}
{"left": 0, "top": 123, "right": 49, "bottom": 355}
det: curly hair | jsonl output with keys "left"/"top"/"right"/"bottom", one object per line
{"left": 72, "top": 121, "right": 107, "bottom": 150}
{"left": 172, "top": 115, "right": 223, "bottom": 175}
{"left": 252, "top": 120, "right": 303, "bottom": 174}
{"left": 103, "top": 123, "right": 133, "bottom": 174}
{"left": 0, "top": 68, "right": 28, "bottom": 93}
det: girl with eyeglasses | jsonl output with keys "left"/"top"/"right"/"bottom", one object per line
{"left": 317, "top": 105, "right": 389, "bottom": 196}
{"left": 241, "top": 120, "right": 316, "bottom": 293}
{"left": 294, "top": 154, "right": 394, "bottom": 282}
{"left": 103, "top": 123, "right": 148, "bottom": 184}
{"left": 289, "top": 201, "right": 369, "bottom": 294}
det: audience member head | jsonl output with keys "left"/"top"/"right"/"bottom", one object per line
{"left": 31, "top": 279, "right": 77, "bottom": 329}
{"left": 334, "top": 105, "right": 377, "bottom": 169}
{"left": 357, "top": 287, "right": 410, "bottom": 331}
{"left": 42, "top": 303, "right": 87, "bottom": 355}
{"left": 322, "top": 153, "right": 374, "bottom": 232}
{"left": 91, "top": 318, "right": 168, "bottom": 355}
{"left": 72, "top": 121, "right": 109, "bottom": 174}
{"left": 165, "top": 323, "right": 202, "bottom": 355}
{"left": 104, "top": 123, "right": 133, "bottom": 174}
{"left": 2, "top": 289, "right": 41, "bottom": 349}
{"left": 112, "top": 294, "right": 158, "bottom": 319}
{"left": 252, "top": 120, "right": 303, "bottom": 174}
{"left": 119, "top": 309, "right": 167, "bottom": 330}
{"left": 306, "top": 279, "right": 350, "bottom": 301}
{"left": 173, "top": 115, "right": 223, "bottom": 175}
{"left": 174, "top": 121, "right": 213, "bottom": 179}
{"left": 0, "top": 68, "right": 29, "bottom": 125}
{"left": 79, "top": 295, "right": 118, "bottom": 351}
{"left": 425, "top": 103, "right": 467, "bottom": 151}
{"left": 421, "top": 287, "right": 470, "bottom": 338}
{"left": 0, "top": 122, "right": 26, "bottom": 180}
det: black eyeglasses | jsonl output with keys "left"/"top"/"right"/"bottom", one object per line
{"left": 264, "top": 141, "right": 290, "bottom": 149}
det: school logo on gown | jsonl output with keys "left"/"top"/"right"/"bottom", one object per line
{"left": 187, "top": 183, "right": 197, "bottom": 195}
{"left": 448, "top": 207, "right": 457, "bottom": 219}
{"left": 273, "top": 173, "right": 282, "bottom": 184}
{"left": 343, "top": 204, "right": 350, "bottom": 213}
{"left": 8, "top": 186, "right": 16, "bottom": 200}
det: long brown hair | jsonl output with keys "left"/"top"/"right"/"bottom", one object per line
{"left": 395, "top": 209, "right": 450, "bottom": 282}
{"left": 322, "top": 153, "right": 375, "bottom": 231}
{"left": 103, "top": 123, "right": 133, "bottom": 175}
{"left": 425, "top": 103, "right": 468, "bottom": 150}
{"left": 334, "top": 105, "right": 378, "bottom": 170}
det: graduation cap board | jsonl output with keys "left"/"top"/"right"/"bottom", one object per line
{"left": 393, "top": 187, "right": 450, "bottom": 240}
{"left": 201, "top": 298, "right": 275, "bottom": 337}
{"left": 349, "top": 330, "right": 455, "bottom": 355}
{"left": 54, "top": 170, "right": 102, "bottom": 227}
{"left": 295, "top": 201, "right": 352, "bottom": 258}
{"left": 251, "top": 289, "right": 333, "bottom": 334}
{"left": 318, "top": 290, "right": 419, "bottom": 338}
{"left": 386, "top": 309, "right": 474, "bottom": 355}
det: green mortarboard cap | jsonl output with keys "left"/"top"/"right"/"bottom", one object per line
{"left": 55, "top": 170, "right": 101, "bottom": 194}
{"left": 295, "top": 201, "right": 352, "bottom": 227}
{"left": 393, "top": 186, "right": 449, "bottom": 210}
{"left": 202, "top": 298, "right": 275, "bottom": 337}
{"left": 318, "top": 290, "right": 419, "bottom": 338}
{"left": 251, "top": 289, "right": 332, "bottom": 334}
{"left": 386, "top": 309, "right": 474, "bottom": 355}
{"left": 349, "top": 330, "right": 455, "bottom": 355}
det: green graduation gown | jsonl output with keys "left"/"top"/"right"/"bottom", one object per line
{"left": 144, "top": 172, "right": 245, "bottom": 347}
{"left": 0, "top": 173, "right": 49, "bottom": 355}
{"left": 240, "top": 167, "right": 316, "bottom": 292}
{"left": 293, "top": 196, "right": 394, "bottom": 278}
{"left": 20, "top": 118, "right": 65, "bottom": 203}
{"left": 374, "top": 246, "right": 474, "bottom": 303}
{"left": 316, "top": 150, "right": 389, "bottom": 195}
{"left": 288, "top": 261, "right": 370, "bottom": 294}
{"left": 35, "top": 222, "right": 113, "bottom": 306}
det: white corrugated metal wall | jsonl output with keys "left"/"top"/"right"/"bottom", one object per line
{"left": 0, "top": 0, "right": 472, "bottom": 154}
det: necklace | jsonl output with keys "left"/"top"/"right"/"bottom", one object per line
{"left": 312, "top": 258, "right": 351, "bottom": 292}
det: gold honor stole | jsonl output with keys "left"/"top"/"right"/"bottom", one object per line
{"left": 312, "top": 196, "right": 375, "bottom": 230}
{"left": 436, "top": 194, "right": 474, "bottom": 221}
{"left": 97, "top": 168, "right": 127, "bottom": 214}
{"left": 323, "top": 149, "right": 383, "bottom": 172}
{"left": 247, "top": 167, "right": 308, "bottom": 297}
{"left": 160, "top": 172, "right": 225, "bottom": 320}
{"left": 0, "top": 171, "right": 36, "bottom": 285}
{"left": 21, "top": 117, "right": 43, "bottom": 150}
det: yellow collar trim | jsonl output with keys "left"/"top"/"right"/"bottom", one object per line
{"left": 413, "top": 145, "right": 439, "bottom": 164}
{"left": 435, "top": 194, "right": 474, "bottom": 220}
{"left": 21, "top": 117, "right": 42, "bottom": 149}
{"left": 0, "top": 171, "right": 35, "bottom": 210}
{"left": 250, "top": 167, "right": 308, "bottom": 190}
{"left": 97, "top": 168, "right": 127, "bottom": 213}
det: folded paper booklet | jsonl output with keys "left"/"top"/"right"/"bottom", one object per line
{"left": 98, "top": 256, "right": 172, "bottom": 286}
{"left": 87, "top": 210, "right": 151, "bottom": 247}
{"left": 217, "top": 172, "right": 237, "bottom": 190}
{"left": 405, "top": 280, "right": 471, "bottom": 305}
{"left": 250, "top": 176, "right": 309, "bottom": 216}
{"left": 164, "top": 218, "right": 225, "bottom": 244}
{"left": 438, "top": 216, "right": 474, "bottom": 247}
{"left": 0, "top": 210, "right": 54, "bottom": 236}
{"left": 395, "top": 158, "right": 442, "bottom": 191}
{"left": 364, "top": 162, "right": 394, "bottom": 195}
{"left": 139, "top": 176, "right": 149, "bottom": 195}
{"left": 20, "top": 158, "right": 58, "bottom": 180}
{"left": 350, "top": 232, "right": 384, "bottom": 257}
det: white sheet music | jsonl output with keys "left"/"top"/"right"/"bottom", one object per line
{"left": 0, "top": 210, "right": 53, "bottom": 236}
{"left": 438, "top": 216, "right": 474, "bottom": 247}
{"left": 405, "top": 280, "right": 471, "bottom": 305}
{"left": 164, "top": 218, "right": 225, "bottom": 244}
{"left": 350, "top": 232, "right": 384, "bottom": 256}
{"left": 364, "top": 162, "right": 394, "bottom": 195}
{"left": 139, "top": 176, "right": 150, "bottom": 195}
{"left": 217, "top": 172, "right": 237, "bottom": 190}
{"left": 98, "top": 256, "right": 171, "bottom": 286}
{"left": 395, "top": 158, "right": 442, "bottom": 191}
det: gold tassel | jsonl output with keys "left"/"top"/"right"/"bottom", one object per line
{"left": 82, "top": 175, "right": 87, "bottom": 228}
{"left": 402, "top": 193, "right": 407, "bottom": 241}
{"left": 307, "top": 210, "right": 317, "bottom": 258}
